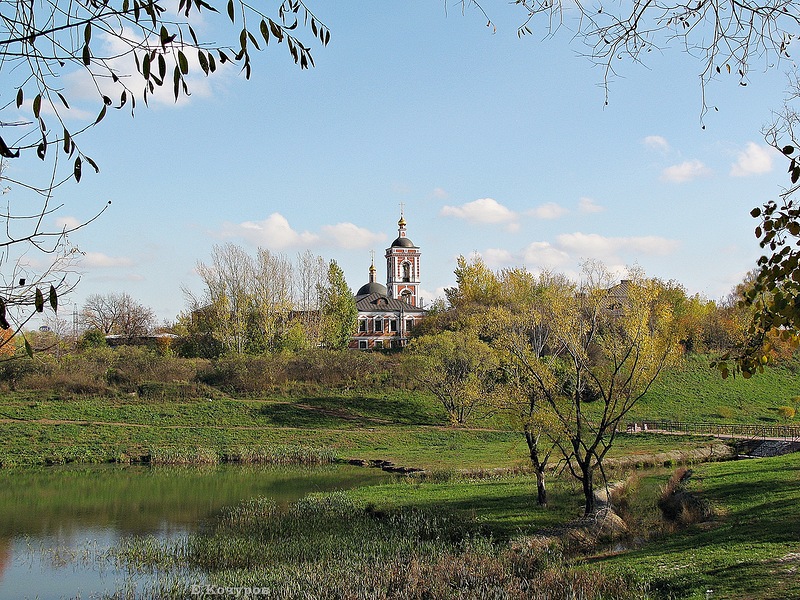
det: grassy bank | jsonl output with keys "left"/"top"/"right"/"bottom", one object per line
{"left": 0, "top": 389, "right": 725, "bottom": 469}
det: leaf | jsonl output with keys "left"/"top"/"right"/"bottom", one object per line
{"left": 158, "top": 54, "right": 167, "bottom": 80}
{"left": 84, "top": 23, "right": 92, "bottom": 45}
{"left": 49, "top": 285, "right": 58, "bottom": 313}
{"left": 82, "top": 44, "right": 91, "bottom": 66}
{"left": 260, "top": 19, "right": 270, "bottom": 44}
{"left": 32, "top": 94, "right": 41, "bottom": 118}
{"left": 792, "top": 166, "right": 800, "bottom": 184}
{"left": 15, "top": 88, "right": 22, "bottom": 109}
{"left": 37, "top": 141, "right": 46, "bottom": 160}
{"left": 95, "top": 104, "right": 107, "bottom": 124}
{"left": 35, "top": 288, "right": 44, "bottom": 313}
{"left": 198, "top": 50, "right": 209, "bottom": 75}
{"left": 783, "top": 145, "right": 795, "bottom": 156}
{"left": 173, "top": 65, "right": 181, "bottom": 100}
{"left": 142, "top": 53, "right": 151, "bottom": 79}
{"left": 57, "top": 92, "right": 69, "bottom": 109}
{"left": 0, "top": 137, "right": 19, "bottom": 159}
{"left": 227, "top": 0, "right": 234, "bottom": 21}
{"left": 0, "top": 299, "right": 8, "bottom": 330}
{"left": 74, "top": 156, "right": 82, "bottom": 182}
{"left": 24, "top": 338, "right": 33, "bottom": 358}
{"left": 750, "top": 207, "right": 762, "bottom": 218}
{"left": 63, "top": 128, "right": 71, "bottom": 154}
{"left": 178, "top": 51, "right": 189, "bottom": 75}
{"left": 84, "top": 155, "right": 99, "bottom": 173}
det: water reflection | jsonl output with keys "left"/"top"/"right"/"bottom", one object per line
{"left": 0, "top": 463, "right": 388, "bottom": 599}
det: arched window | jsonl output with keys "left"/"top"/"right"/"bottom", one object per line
{"left": 401, "top": 290, "right": 411, "bottom": 304}
{"left": 402, "top": 262, "right": 411, "bottom": 282}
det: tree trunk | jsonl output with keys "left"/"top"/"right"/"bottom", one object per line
{"left": 535, "top": 467, "right": 547, "bottom": 507}
{"left": 581, "top": 461, "right": 595, "bottom": 515}
{"left": 525, "top": 429, "right": 548, "bottom": 507}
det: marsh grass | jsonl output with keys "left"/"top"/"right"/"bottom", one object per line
{"left": 113, "top": 491, "right": 649, "bottom": 599}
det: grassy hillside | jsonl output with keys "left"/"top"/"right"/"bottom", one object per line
{"left": 633, "top": 354, "right": 800, "bottom": 424}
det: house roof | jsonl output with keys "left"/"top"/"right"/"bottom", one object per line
{"left": 355, "top": 292, "right": 424, "bottom": 313}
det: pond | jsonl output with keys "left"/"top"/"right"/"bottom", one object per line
{"left": 0, "top": 462, "right": 389, "bottom": 599}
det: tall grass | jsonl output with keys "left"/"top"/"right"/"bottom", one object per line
{"left": 149, "top": 445, "right": 337, "bottom": 466}
{"left": 114, "top": 492, "right": 649, "bottom": 599}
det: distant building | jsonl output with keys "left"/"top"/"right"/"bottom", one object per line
{"left": 350, "top": 213, "right": 425, "bottom": 350}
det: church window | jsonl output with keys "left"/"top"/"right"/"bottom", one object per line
{"left": 375, "top": 318, "right": 383, "bottom": 332}
{"left": 374, "top": 340, "right": 383, "bottom": 349}
{"left": 406, "top": 318, "right": 415, "bottom": 332}
{"left": 389, "top": 319, "right": 398, "bottom": 332}
{"left": 402, "top": 262, "right": 411, "bottom": 282}
{"left": 358, "top": 319, "right": 367, "bottom": 333}
{"left": 358, "top": 340, "right": 368, "bottom": 350}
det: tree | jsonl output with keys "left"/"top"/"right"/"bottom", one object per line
{"left": 405, "top": 329, "right": 498, "bottom": 426}
{"left": 81, "top": 292, "right": 156, "bottom": 338}
{"left": 507, "top": 0, "right": 796, "bottom": 114}
{"left": 484, "top": 268, "right": 573, "bottom": 507}
{"left": 487, "top": 263, "right": 682, "bottom": 515}
{"left": 185, "top": 244, "right": 330, "bottom": 355}
{"left": 1, "top": 1, "right": 329, "bottom": 193}
{"left": 318, "top": 260, "right": 357, "bottom": 350}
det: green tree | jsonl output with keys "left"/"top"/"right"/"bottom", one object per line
{"left": 405, "top": 329, "right": 498, "bottom": 426}
{"left": 318, "top": 260, "right": 357, "bottom": 350}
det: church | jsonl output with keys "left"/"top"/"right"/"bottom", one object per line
{"left": 349, "top": 213, "right": 426, "bottom": 350}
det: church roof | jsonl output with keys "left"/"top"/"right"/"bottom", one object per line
{"left": 355, "top": 292, "right": 424, "bottom": 313}
{"left": 356, "top": 281, "right": 388, "bottom": 296}
{"left": 391, "top": 236, "right": 415, "bottom": 248}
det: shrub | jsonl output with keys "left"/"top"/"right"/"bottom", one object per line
{"left": 658, "top": 467, "right": 715, "bottom": 527}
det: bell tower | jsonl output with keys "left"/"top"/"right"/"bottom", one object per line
{"left": 385, "top": 208, "right": 421, "bottom": 307}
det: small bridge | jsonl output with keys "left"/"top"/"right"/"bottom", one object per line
{"left": 627, "top": 420, "right": 800, "bottom": 443}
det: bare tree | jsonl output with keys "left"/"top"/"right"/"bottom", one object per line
{"left": 82, "top": 292, "right": 156, "bottom": 338}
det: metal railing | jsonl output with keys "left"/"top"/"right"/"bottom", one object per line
{"left": 627, "top": 420, "right": 800, "bottom": 442}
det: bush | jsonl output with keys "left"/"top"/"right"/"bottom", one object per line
{"left": 658, "top": 467, "right": 715, "bottom": 527}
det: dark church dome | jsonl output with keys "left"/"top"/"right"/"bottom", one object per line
{"left": 391, "top": 236, "right": 414, "bottom": 248}
{"left": 356, "top": 281, "right": 388, "bottom": 296}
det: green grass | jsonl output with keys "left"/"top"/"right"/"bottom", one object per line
{"left": 635, "top": 354, "right": 800, "bottom": 424}
{"left": 596, "top": 452, "right": 800, "bottom": 600}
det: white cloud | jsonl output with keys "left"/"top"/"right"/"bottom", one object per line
{"left": 578, "top": 197, "right": 604, "bottom": 214}
{"left": 555, "top": 232, "right": 680, "bottom": 262}
{"left": 54, "top": 216, "right": 82, "bottom": 230}
{"left": 660, "top": 160, "right": 711, "bottom": 183}
{"left": 643, "top": 135, "right": 670, "bottom": 152}
{"left": 320, "top": 223, "right": 385, "bottom": 249}
{"left": 219, "top": 213, "right": 384, "bottom": 250}
{"left": 79, "top": 252, "right": 135, "bottom": 268}
{"left": 730, "top": 142, "right": 774, "bottom": 177}
{"left": 432, "top": 187, "right": 449, "bottom": 199}
{"left": 440, "top": 198, "right": 517, "bottom": 225}
{"left": 521, "top": 241, "right": 571, "bottom": 268}
{"left": 528, "top": 202, "right": 568, "bottom": 220}
{"left": 220, "top": 213, "right": 319, "bottom": 249}
{"left": 482, "top": 248, "right": 515, "bottom": 267}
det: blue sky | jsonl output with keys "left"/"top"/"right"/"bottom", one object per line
{"left": 4, "top": 1, "right": 794, "bottom": 325}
